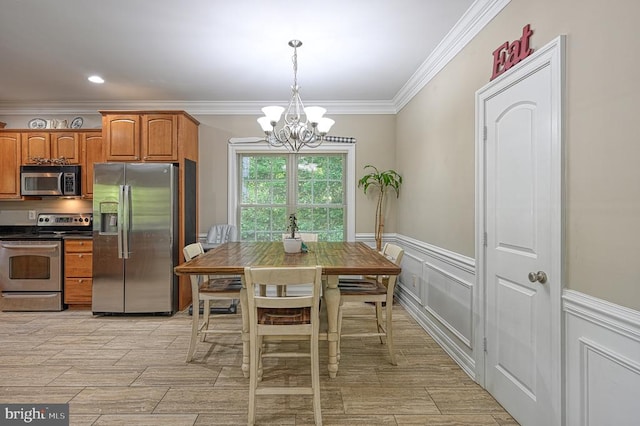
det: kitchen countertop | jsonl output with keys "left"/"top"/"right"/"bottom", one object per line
{"left": 0, "top": 228, "right": 93, "bottom": 240}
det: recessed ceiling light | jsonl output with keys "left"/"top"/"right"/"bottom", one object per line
{"left": 88, "top": 75, "right": 105, "bottom": 84}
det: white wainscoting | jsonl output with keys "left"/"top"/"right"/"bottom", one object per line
{"left": 386, "top": 234, "right": 478, "bottom": 380}
{"left": 356, "top": 234, "right": 640, "bottom": 423}
{"left": 563, "top": 290, "right": 640, "bottom": 426}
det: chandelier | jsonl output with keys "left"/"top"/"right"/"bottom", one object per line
{"left": 257, "top": 40, "right": 335, "bottom": 152}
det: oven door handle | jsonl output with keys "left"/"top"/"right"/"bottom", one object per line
{"left": 1, "top": 293, "right": 60, "bottom": 299}
{"left": 0, "top": 243, "right": 59, "bottom": 250}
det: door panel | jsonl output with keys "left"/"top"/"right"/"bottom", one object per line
{"left": 495, "top": 106, "right": 536, "bottom": 253}
{"left": 495, "top": 277, "right": 536, "bottom": 397}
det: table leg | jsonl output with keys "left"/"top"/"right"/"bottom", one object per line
{"left": 324, "top": 274, "right": 340, "bottom": 378}
{"left": 240, "top": 285, "right": 250, "bottom": 378}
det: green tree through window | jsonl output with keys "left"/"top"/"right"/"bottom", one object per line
{"left": 239, "top": 154, "right": 346, "bottom": 241}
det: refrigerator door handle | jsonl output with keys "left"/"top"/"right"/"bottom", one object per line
{"left": 117, "top": 185, "right": 125, "bottom": 259}
{"left": 122, "top": 184, "right": 131, "bottom": 259}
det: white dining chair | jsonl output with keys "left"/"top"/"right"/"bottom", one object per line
{"left": 245, "top": 265, "right": 324, "bottom": 425}
{"left": 182, "top": 242, "right": 242, "bottom": 362}
{"left": 337, "top": 243, "right": 404, "bottom": 365}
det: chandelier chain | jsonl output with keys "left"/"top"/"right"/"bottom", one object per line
{"left": 292, "top": 44, "right": 298, "bottom": 90}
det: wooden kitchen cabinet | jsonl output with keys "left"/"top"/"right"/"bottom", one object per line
{"left": 21, "top": 132, "right": 50, "bottom": 163}
{"left": 21, "top": 131, "right": 80, "bottom": 164}
{"left": 101, "top": 111, "right": 195, "bottom": 162}
{"left": 141, "top": 114, "right": 178, "bottom": 161}
{"left": 64, "top": 239, "right": 93, "bottom": 306}
{"left": 0, "top": 132, "right": 22, "bottom": 199}
{"left": 51, "top": 132, "right": 81, "bottom": 163}
{"left": 102, "top": 114, "right": 140, "bottom": 161}
{"left": 80, "top": 130, "right": 104, "bottom": 198}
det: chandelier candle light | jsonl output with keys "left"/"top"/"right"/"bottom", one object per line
{"left": 257, "top": 40, "right": 335, "bottom": 152}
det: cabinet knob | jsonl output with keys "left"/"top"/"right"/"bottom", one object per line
{"left": 78, "top": 254, "right": 83, "bottom": 258}
{"left": 78, "top": 279, "right": 83, "bottom": 283}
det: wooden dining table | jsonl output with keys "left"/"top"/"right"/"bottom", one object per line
{"left": 173, "top": 241, "right": 401, "bottom": 378}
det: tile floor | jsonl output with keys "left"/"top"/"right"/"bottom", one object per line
{"left": 0, "top": 302, "right": 518, "bottom": 425}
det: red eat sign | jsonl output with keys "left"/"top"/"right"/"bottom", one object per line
{"left": 490, "top": 24, "right": 534, "bottom": 81}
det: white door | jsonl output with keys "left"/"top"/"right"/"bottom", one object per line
{"left": 477, "top": 37, "right": 564, "bottom": 426}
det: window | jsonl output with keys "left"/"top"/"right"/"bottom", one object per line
{"left": 228, "top": 144, "right": 356, "bottom": 241}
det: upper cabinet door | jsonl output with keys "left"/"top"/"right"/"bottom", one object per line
{"left": 81, "top": 132, "right": 104, "bottom": 198}
{"left": 22, "top": 132, "right": 51, "bottom": 163}
{"left": 51, "top": 132, "right": 80, "bottom": 164}
{"left": 103, "top": 114, "right": 141, "bottom": 161}
{"left": 141, "top": 114, "right": 178, "bottom": 161}
{"left": 0, "top": 132, "right": 22, "bottom": 199}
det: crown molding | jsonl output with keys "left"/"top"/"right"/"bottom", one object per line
{"left": 393, "top": 0, "right": 511, "bottom": 112}
{"left": 0, "top": 99, "right": 397, "bottom": 116}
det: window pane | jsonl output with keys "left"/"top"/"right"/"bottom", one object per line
{"left": 239, "top": 155, "right": 288, "bottom": 241}
{"left": 296, "top": 155, "right": 345, "bottom": 240}
{"left": 240, "top": 206, "right": 286, "bottom": 241}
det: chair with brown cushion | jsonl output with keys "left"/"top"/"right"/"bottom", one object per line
{"left": 244, "top": 265, "right": 323, "bottom": 426}
{"left": 183, "top": 242, "right": 242, "bottom": 362}
{"left": 337, "top": 243, "right": 404, "bottom": 365}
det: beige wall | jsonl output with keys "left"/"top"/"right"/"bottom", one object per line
{"left": 193, "top": 114, "right": 397, "bottom": 235}
{"left": 396, "top": 0, "right": 640, "bottom": 310}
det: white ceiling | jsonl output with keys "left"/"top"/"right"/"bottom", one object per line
{"left": 0, "top": 0, "right": 499, "bottom": 114}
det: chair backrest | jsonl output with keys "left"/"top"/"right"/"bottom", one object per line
{"left": 183, "top": 242, "right": 205, "bottom": 292}
{"left": 382, "top": 243, "right": 404, "bottom": 266}
{"left": 380, "top": 243, "right": 404, "bottom": 289}
{"left": 281, "top": 232, "right": 318, "bottom": 242}
{"left": 183, "top": 242, "right": 204, "bottom": 261}
{"left": 244, "top": 266, "right": 322, "bottom": 331}
{"left": 207, "top": 224, "right": 236, "bottom": 244}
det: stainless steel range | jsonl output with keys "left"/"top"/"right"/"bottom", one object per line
{"left": 0, "top": 213, "right": 92, "bottom": 311}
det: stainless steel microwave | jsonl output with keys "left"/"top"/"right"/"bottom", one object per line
{"left": 20, "top": 165, "right": 82, "bottom": 196}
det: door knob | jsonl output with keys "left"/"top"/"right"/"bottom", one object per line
{"left": 528, "top": 271, "right": 547, "bottom": 284}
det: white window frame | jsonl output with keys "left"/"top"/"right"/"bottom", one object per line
{"left": 228, "top": 143, "right": 356, "bottom": 241}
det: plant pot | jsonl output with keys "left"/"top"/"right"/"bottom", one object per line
{"left": 283, "top": 238, "right": 302, "bottom": 253}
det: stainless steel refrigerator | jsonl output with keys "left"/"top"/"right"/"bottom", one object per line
{"left": 92, "top": 163, "right": 178, "bottom": 314}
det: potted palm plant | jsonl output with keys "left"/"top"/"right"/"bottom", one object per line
{"left": 283, "top": 213, "right": 302, "bottom": 253}
{"left": 358, "top": 165, "right": 402, "bottom": 251}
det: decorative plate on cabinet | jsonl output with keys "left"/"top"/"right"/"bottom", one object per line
{"left": 70, "top": 116, "right": 83, "bottom": 129}
{"left": 28, "top": 118, "right": 46, "bottom": 129}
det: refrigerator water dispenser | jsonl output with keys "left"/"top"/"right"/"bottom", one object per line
{"left": 99, "top": 202, "right": 118, "bottom": 234}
